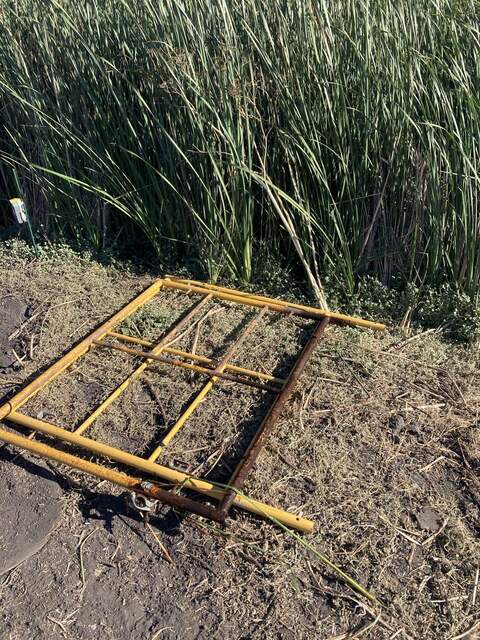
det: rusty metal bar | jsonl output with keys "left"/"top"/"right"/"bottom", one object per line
{"left": 74, "top": 294, "right": 214, "bottom": 435}
{"left": 93, "top": 339, "right": 282, "bottom": 393}
{"left": 107, "top": 331, "right": 285, "bottom": 385}
{"left": 147, "top": 306, "right": 269, "bottom": 462}
{"left": 217, "top": 317, "right": 330, "bottom": 519}
{"left": 138, "top": 482, "right": 225, "bottom": 523}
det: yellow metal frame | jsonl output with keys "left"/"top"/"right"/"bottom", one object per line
{"left": 0, "top": 278, "right": 385, "bottom": 533}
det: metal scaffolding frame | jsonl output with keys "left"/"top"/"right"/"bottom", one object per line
{"left": 0, "top": 277, "right": 385, "bottom": 532}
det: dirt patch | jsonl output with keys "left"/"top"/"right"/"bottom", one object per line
{"left": 0, "top": 243, "right": 479, "bottom": 639}
{"left": 0, "top": 467, "right": 220, "bottom": 640}
{"left": 0, "top": 296, "right": 28, "bottom": 368}
{"left": 415, "top": 506, "right": 442, "bottom": 533}
{"left": 0, "top": 450, "right": 63, "bottom": 576}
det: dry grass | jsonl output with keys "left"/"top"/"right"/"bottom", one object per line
{"left": 0, "top": 245, "right": 479, "bottom": 639}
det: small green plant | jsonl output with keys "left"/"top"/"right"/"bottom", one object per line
{"left": 416, "top": 284, "right": 480, "bottom": 342}
{"left": 334, "top": 275, "right": 480, "bottom": 342}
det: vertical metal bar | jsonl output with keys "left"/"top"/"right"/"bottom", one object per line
{"left": 74, "top": 294, "right": 213, "bottom": 435}
{"left": 147, "top": 306, "right": 268, "bottom": 462}
{"left": 217, "top": 317, "right": 330, "bottom": 519}
{"left": 0, "top": 280, "right": 164, "bottom": 420}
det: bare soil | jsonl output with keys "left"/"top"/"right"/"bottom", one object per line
{"left": 0, "top": 244, "right": 479, "bottom": 640}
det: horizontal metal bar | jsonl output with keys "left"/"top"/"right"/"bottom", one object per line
{"left": 94, "top": 340, "right": 281, "bottom": 393}
{"left": 163, "top": 277, "right": 386, "bottom": 331}
{"left": 108, "top": 331, "right": 285, "bottom": 385}
{"left": 4, "top": 411, "right": 314, "bottom": 532}
{"left": 1, "top": 424, "right": 140, "bottom": 487}
{"left": 0, "top": 425, "right": 224, "bottom": 522}
{"left": 0, "top": 280, "right": 164, "bottom": 421}
{"left": 140, "top": 482, "right": 225, "bottom": 523}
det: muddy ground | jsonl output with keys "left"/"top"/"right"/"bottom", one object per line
{"left": 0, "top": 244, "right": 479, "bottom": 640}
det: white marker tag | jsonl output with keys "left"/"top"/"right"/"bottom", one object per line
{"left": 9, "top": 198, "right": 28, "bottom": 224}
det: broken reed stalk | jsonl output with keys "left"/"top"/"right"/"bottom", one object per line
{"left": 186, "top": 480, "right": 378, "bottom": 605}
{"left": 262, "top": 510, "right": 378, "bottom": 604}
{"left": 146, "top": 522, "right": 175, "bottom": 565}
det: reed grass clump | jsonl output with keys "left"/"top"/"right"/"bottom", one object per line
{"left": 0, "top": 0, "right": 478, "bottom": 301}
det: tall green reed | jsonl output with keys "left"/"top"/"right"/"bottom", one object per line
{"left": 0, "top": 0, "right": 478, "bottom": 300}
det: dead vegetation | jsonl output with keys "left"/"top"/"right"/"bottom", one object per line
{"left": 0, "top": 244, "right": 479, "bottom": 639}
